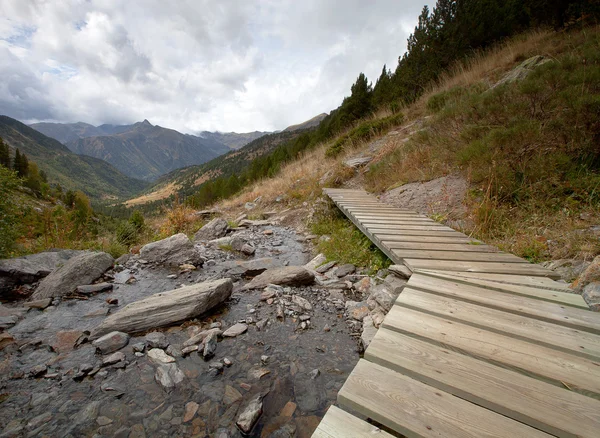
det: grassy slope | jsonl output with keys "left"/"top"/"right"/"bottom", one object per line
{"left": 214, "top": 26, "right": 600, "bottom": 264}
{"left": 0, "top": 116, "right": 148, "bottom": 200}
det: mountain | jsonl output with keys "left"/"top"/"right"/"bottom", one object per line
{"left": 199, "top": 131, "right": 269, "bottom": 150}
{"left": 31, "top": 120, "right": 231, "bottom": 181}
{"left": 0, "top": 115, "right": 147, "bottom": 200}
{"left": 284, "top": 113, "right": 328, "bottom": 132}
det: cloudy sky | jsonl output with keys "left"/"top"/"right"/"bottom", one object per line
{"left": 0, "top": 0, "right": 427, "bottom": 133}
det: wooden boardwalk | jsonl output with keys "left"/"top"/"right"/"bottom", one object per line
{"left": 313, "top": 188, "right": 600, "bottom": 438}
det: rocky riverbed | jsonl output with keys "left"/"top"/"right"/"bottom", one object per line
{"left": 0, "top": 219, "right": 401, "bottom": 438}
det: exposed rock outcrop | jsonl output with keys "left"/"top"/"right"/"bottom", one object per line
{"left": 91, "top": 278, "right": 233, "bottom": 338}
{"left": 194, "top": 218, "right": 228, "bottom": 242}
{"left": 139, "top": 233, "right": 204, "bottom": 266}
{"left": 243, "top": 266, "right": 315, "bottom": 290}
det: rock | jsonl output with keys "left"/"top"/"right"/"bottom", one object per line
{"left": 230, "top": 236, "right": 246, "bottom": 251}
{"left": 354, "top": 277, "right": 372, "bottom": 294}
{"left": 194, "top": 218, "right": 229, "bottom": 242}
{"left": 145, "top": 331, "right": 168, "bottom": 349}
{"left": 346, "top": 301, "right": 370, "bottom": 321}
{"left": 370, "top": 284, "right": 397, "bottom": 312}
{"left": 542, "top": 259, "right": 590, "bottom": 282}
{"left": 30, "top": 252, "right": 114, "bottom": 300}
{"left": 183, "top": 328, "right": 222, "bottom": 347}
{"left": 256, "top": 319, "right": 268, "bottom": 331}
{"left": 181, "top": 345, "right": 199, "bottom": 355}
{"left": 241, "top": 244, "right": 256, "bottom": 255}
{"left": 244, "top": 202, "right": 256, "bottom": 210}
{"left": 91, "top": 279, "right": 233, "bottom": 338}
{"left": 76, "top": 282, "right": 113, "bottom": 295}
{"left": 383, "top": 275, "right": 407, "bottom": 294}
{"left": 361, "top": 316, "right": 378, "bottom": 348}
{"left": 223, "top": 385, "right": 243, "bottom": 405}
{"left": 247, "top": 367, "right": 271, "bottom": 380}
{"left": 335, "top": 264, "right": 356, "bottom": 277}
{"left": 260, "top": 287, "right": 278, "bottom": 301}
{"left": 203, "top": 330, "right": 218, "bottom": 358}
{"left": 370, "top": 308, "right": 386, "bottom": 328}
{"left": 493, "top": 55, "right": 552, "bottom": 88}
{"left": 280, "top": 401, "right": 297, "bottom": 417}
{"left": 388, "top": 264, "right": 413, "bottom": 279}
{"left": 222, "top": 323, "right": 248, "bottom": 337}
{"left": 29, "top": 364, "right": 47, "bottom": 377}
{"left": 155, "top": 363, "right": 185, "bottom": 389}
{"left": 236, "top": 396, "right": 262, "bottom": 434}
{"left": 92, "top": 331, "right": 130, "bottom": 354}
{"left": 292, "top": 295, "right": 312, "bottom": 311}
{"left": 166, "top": 344, "right": 182, "bottom": 358}
{"left": 239, "top": 219, "right": 272, "bottom": 227}
{"left": 305, "top": 254, "right": 327, "bottom": 272}
{"left": 224, "top": 257, "right": 281, "bottom": 277}
{"left": 235, "top": 214, "right": 248, "bottom": 224}
{"left": 24, "top": 298, "right": 52, "bottom": 309}
{"left": 582, "top": 282, "right": 600, "bottom": 311}
{"left": 315, "top": 261, "right": 336, "bottom": 274}
{"left": 0, "top": 249, "right": 85, "bottom": 299}
{"left": 102, "top": 351, "right": 125, "bottom": 366}
{"left": 147, "top": 348, "right": 176, "bottom": 364}
{"left": 244, "top": 266, "right": 315, "bottom": 289}
{"left": 0, "top": 315, "right": 18, "bottom": 329}
{"left": 224, "top": 357, "right": 232, "bottom": 366}
{"left": 184, "top": 401, "right": 199, "bottom": 422}
{"left": 323, "top": 324, "right": 330, "bottom": 332}
{"left": 210, "top": 236, "right": 232, "bottom": 248}
{"left": 0, "top": 332, "right": 15, "bottom": 350}
{"left": 345, "top": 156, "right": 373, "bottom": 168}
{"left": 139, "top": 233, "right": 204, "bottom": 266}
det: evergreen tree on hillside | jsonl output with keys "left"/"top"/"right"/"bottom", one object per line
{"left": 0, "top": 138, "right": 10, "bottom": 168}
{"left": 13, "top": 148, "right": 29, "bottom": 178}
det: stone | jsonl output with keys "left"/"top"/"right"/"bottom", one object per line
{"left": 582, "top": 282, "right": 600, "bottom": 311}
{"left": 388, "top": 264, "right": 413, "bottom": 279}
{"left": 256, "top": 319, "right": 268, "bottom": 331}
{"left": 147, "top": 348, "right": 176, "bottom": 364}
{"left": 244, "top": 266, "right": 315, "bottom": 290}
{"left": 132, "top": 342, "right": 145, "bottom": 353}
{"left": 181, "top": 345, "right": 198, "bottom": 355}
{"left": 223, "top": 357, "right": 232, "bottom": 366}
{"left": 203, "top": 330, "right": 218, "bottom": 358}
{"left": 230, "top": 236, "right": 246, "bottom": 251}
{"left": 145, "top": 331, "right": 168, "bottom": 349}
{"left": 0, "top": 315, "right": 18, "bottom": 329}
{"left": 224, "top": 257, "right": 281, "bottom": 277}
{"left": 305, "top": 254, "right": 327, "bottom": 272}
{"left": 29, "top": 364, "right": 47, "bottom": 377}
{"left": 292, "top": 295, "right": 312, "bottom": 311}
{"left": 30, "top": 252, "right": 114, "bottom": 300}
{"left": 24, "top": 298, "right": 52, "bottom": 309}
{"left": 76, "top": 282, "right": 113, "bottom": 295}
{"left": 96, "top": 416, "right": 113, "bottom": 426}
{"left": 335, "top": 264, "right": 356, "bottom": 277}
{"left": 241, "top": 244, "right": 256, "bottom": 255}
{"left": 180, "top": 263, "right": 197, "bottom": 271}
{"left": 370, "top": 284, "right": 397, "bottom": 312}
{"left": 183, "top": 328, "right": 222, "bottom": 347}
{"left": 103, "top": 351, "right": 125, "bottom": 366}
{"left": 370, "top": 308, "right": 386, "bottom": 328}
{"left": 361, "top": 316, "right": 378, "bottom": 348}
{"left": 92, "top": 331, "right": 130, "bottom": 354}
{"left": 542, "top": 259, "right": 590, "bottom": 282}
{"left": 346, "top": 301, "right": 370, "bottom": 321}
{"left": 493, "top": 55, "right": 552, "bottom": 88}
{"left": 129, "top": 423, "right": 146, "bottom": 438}
{"left": 166, "top": 344, "right": 182, "bottom": 357}
{"left": 0, "top": 332, "right": 15, "bottom": 350}
{"left": 236, "top": 396, "right": 262, "bottom": 434}
{"left": 0, "top": 249, "right": 85, "bottom": 300}
{"left": 260, "top": 288, "right": 278, "bottom": 301}
{"left": 247, "top": 367, "right": 271, "bottom": 380}
{"left": 91, "top": 279, "right": 233, "bottom": 338}
{"left": 223, "top": 385, "right": 243, "bottom": 405}
{"left": 573, "top": 256, "right": 600, "bottom": 291}
{"left": 239, "top": 219, "right": 272, "bottom": 227}
{"left": 383, "top": 275, "right": 407, "bottom": 294}
{"left": 223, "top": 323, "right": 248, "bottom": 337}
{"left": 280, "top": 401, "right": 297, "bottom": 417}
{"left": 139, "top": 233, "right": 204, "bottom": 266}
{"left": 315, "top": 261, "right": 336, "bottom": 274}
{"left": 354, "top": 276, "right": 372, "bottom": 294}
{"left": 184, "top": 401, "right": 199, "bottom": 422}
{"left": 245, "top": 202, "right": 256, "bottom": 210}
{"left": 155, "top": 363, "right": 185, "bottom": 389}
{"left": 194, "top": 218, "right": 229, "bottom": 242}
{"left": 345, "top": 156, "right": 373, "bottom": 168}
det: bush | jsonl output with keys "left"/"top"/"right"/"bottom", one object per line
{"left": 116, "top": 222, "right": 138, "bottom": 246}
{"left": 129, "top": 210, "right": 145, "bottom": 231}
{"left": 0, "top": 167, "right": 21, "bottom": 257}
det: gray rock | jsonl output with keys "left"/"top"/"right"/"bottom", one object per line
{"left": 30, "top": 252, "right": 114, "bottom": 300}
{"left": 76, "top": 282, "right": 113, "bottom": 295}
{"left": 493, "top": 55, "right": 552, "bottom": 88}
{"left": 239, "top": 219, "right": 272, "bottom": 227}
{"left": 305, "top": 254, "right": 327, "bottom": 272}
{"left": 370, "top": 284, "right": 397, "bottom": 312}
{"left": 292, "top": 295, "right": 312, "bottom": 311}
{"left": 388, "top": 264, "right": 413, "bottom": 279}
{"left": 222, "top": 323, "right": 248, "bottom": 337}
{"left": 0, "top": 249, "right": 85, "bottom": 299}
{"left": 194, "top": 218, "right": 228, "bottom": 242}
{"left": 181, "top": 345, "right": 198, "bottom": 355}
{"left": 244, "top": 266, "right": 315, "bottom": 290}
{"left": 132, "top": 342, "right": 146, "bottom": 353}
{"left": 147, "top": 348, "right": 176, "bottom": 364}
{"left": 155, "top": 363, "right": 185, "bottom": 389}
{"left": 183, "top": 328, "right": 222, "bottom": 347}
{"left": 91, "top": 279, "right": 233, "bottom": 338}
{"left": 361, "top": 316, "right": 378, "bottom": 349}
{"left": 102, "top": 351, "right": 125, "bottom": 366}
{"left": 244, "top": 202, "right": 257, "bottom": 210}
{"left": 316, "top": 261, "right": 337, "bottom": 274}
{"left": 335, "top": 264, "right": 356, "bottom": 277}
{"left": 203, "top": 330, "right": 218, "bottom": 358}
{"left": 346, "top": 301, "right": 370, "bottom": 321}
{"left": 24, "top": 298, "right": 52, "bottom": 309}
{"left": 139, "top": 233, "right": 204, "bottom": 266}
{"left": 92, "top": 331, "right": 130, "bottom": 354}
{"left": 0, "top": 315, "right": 18, "bottom": 329}
{"left": 384, "top": 275, "right": 407, "bottom": 294}
{"left": 582, "top": 282, "right": 600, "bottom": 311}
{"left": 29, "top": 364, "right": 47, "bottom": 377}
{"left": 230, "top": 236, "right": 246, "bottom": 251}
{"left": 145, "top": 331, "right": 168, "bottom": 349}
{"left": 542, "top": 259, "right": 591, "bottom": 283}
{"left": 236, "top": 396, "right": 262, "bottom": 434}
{"left": 241, "top": 244, "right": 256, "bottom": 255}
{"left": 224, "top": 257, "right": 281, "bottom": 277}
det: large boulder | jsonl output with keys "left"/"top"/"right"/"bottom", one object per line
{"left": 194, "top": 218, "right": 228, "bottom": 242}
{"left": 0, "top": 250, "right": 85, "bottom": 300}
{"left": 30, "top": 252, "right": 114, "bottom": 300}
{"left": 91, "top": 278, "right": 233, "bottom": 338}
{"left": 244, "top": 266, "right": 314, "bottom": 290}
{"left": 139, "top": 233, "right": 204, "bottom": 267}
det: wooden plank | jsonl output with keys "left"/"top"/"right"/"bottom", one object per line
{"left": 338, "top": 359, "right": 551, "bottom": 438}
{"left": 397, "top": 287, "right": 600, "bottom": 359}
{"left": 364, "top": 224, "right": 456, "bottom": 231}
{"left": 312, "top": 405, "right": 395, "bottom": 438}
{"left": 405, "top": 259, "right": 561, "bottom": 279}
{"left": 418, "top": 269, "right": 570, "bottom": 291}
{"left": 366, "top": 328, "right": 600, "bottom": 438}
{"left": 417, "top": 270, "right": 586, "bottom": 307}
{"left": 382, "top": 306, "right": 600, "bottom": 397}
{"left": 393, "top": 250, "right": 528, "bottom": 263}
{"left": 353, "top": 213, "right": 428, "bottom": 218}
{"left": 375, "top": 234, "right": 480, "bottom": 244}
{"left": 384, "top": 241, "right": 499, "bottom": 252}
{"left": 373, "top": 230, "right": 473, "bottom": 238}
{"left": 407, "top": 273, "right": 600, "bottom": 333}
{"left": 357, "top": 218, "right": 438, "bottom": 224}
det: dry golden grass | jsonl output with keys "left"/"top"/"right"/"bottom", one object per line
{"left": 125, "top": 182, "right": 180, "bottom": 206}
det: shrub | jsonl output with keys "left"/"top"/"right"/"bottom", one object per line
{"left": 0, "top": 167, "right": 21, "bottom": 257}
{"left": 116, "top": 222, "right": 138, "bottom": 246}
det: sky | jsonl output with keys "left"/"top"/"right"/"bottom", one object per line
{"left": 0, "top": 0, "right": 427, "bottom": 133}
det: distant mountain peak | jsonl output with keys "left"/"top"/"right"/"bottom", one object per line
{"left": 141, "top": 119, "right": 152, "bottom": 126}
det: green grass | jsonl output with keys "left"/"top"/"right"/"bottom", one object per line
{"left": 310, "top": 202, "right": 391, "bottom": 273}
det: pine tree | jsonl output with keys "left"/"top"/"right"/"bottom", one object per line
{"left": 0, "top": 138, "right": 10, "bottom": 168}
{"left": 13, "top": 149, "right": 21, "bottom": 175}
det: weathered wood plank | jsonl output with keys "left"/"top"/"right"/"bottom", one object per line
{"left": 373, "top": 230, "right": 473, "bottom": 238}
{"left": 417, "top": 270, "right": 586, "bottom": 307}
{"left": 397, "top": 287, "right": 600, "bottom": 359}
{"left": 407, "top": 273, "right": 599, "bottom": 332}
{"left": 358, "top": 219, "right": 440, "bottom": 225}
{"left": 384, "top": 241, "right": 499, "bottom": 252}
{"left": 338, "top": 360, "right": 552, "bottom": 438}
{"left": 405, "top": 259, "right": 561, "bottom": 278}
{"left": 364, "top": 224, "right": 456, "bottom": 231}
{"left": 375, "top": 234, "right": 480, "bottom": 243}
{"left": 366, "top": 328, "right": 600, "bottom": 438}
{"left": 393, "top": 250, "right": 528, "bottom": 263}
{"left": 382, "top": 306, "right": 600, "bottom": 397}
{"left": 312, "top": 405, "right": 394, "bottom": 438}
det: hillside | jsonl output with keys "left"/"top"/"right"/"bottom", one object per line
{"left": 283, "top": 113, "right": 328, "bottom": 132}
{"left": 0, "top": 116, "right": 147, "bottom": 200}
{"left": 199, "top": 131, "right": 269, "bottom": 150}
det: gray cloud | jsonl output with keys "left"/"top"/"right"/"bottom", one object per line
{"left": 0, "top": 0, "right": 426, "bottom": 132}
